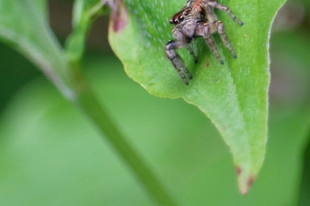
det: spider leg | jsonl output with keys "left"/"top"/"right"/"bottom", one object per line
{"left": 165, "top": 39, "right": 193, "bottom": 85}
{"left": 185, "top": 0, "right": 196, "bottom": 8}
{"left": 206, "top": 35, "right": 224, "bottom": 64}
{"left": 186, "top": 39, "right": 198, "bottom": 63}
{"left": 215, "top": 20, "right": 237, "bottom": 58}
{"left": 196, "top": 22, "right": 224, "bottom": 64}
{"left": 214, "top": 3, "right": 244, "bottom": 26}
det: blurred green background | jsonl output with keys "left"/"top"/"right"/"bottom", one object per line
{"left": 1, "top": 0, "right": 310, "bottom": 205}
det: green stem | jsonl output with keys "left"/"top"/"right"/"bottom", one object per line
{"left": 71, "top": 68, "right": 179, "bottom": 206}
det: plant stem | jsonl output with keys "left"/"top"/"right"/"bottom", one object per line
{"left": 71, "top": 69, "right": 179, "bottom": 206}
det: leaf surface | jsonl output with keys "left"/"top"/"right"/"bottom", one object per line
{"left": 109, "top": 0, "right": 287, "bottom": 193}
{"left": 0, "top": 0, "right": 74, "bottom": 99}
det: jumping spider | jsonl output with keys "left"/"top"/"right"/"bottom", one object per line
{"left": 165, "top": 0, "right": 244, "bottom": 85}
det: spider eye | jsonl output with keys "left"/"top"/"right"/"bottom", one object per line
{"left": 169, "top": 19, "right": 173, "bottom": 24}
{"left": 183, "top": 11, "right": 188, "bottom": 16}
{"left": 179, "top": 16, "right": 184, "bottom": 21}
{"left": 173, "top": 19, "right": 178, "bottom": 24}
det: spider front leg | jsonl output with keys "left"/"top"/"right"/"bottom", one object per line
{"left": 165, "top": 39, "right": 193, "bottom": 85}
{"left": 215, "top": 20, "right": 237, "bottom": 58}
{"left": 185, "top": 0, "right": 196, "bottom": 8}
{"left": 214, "top": 3, "right": 244, "bottom": 26}
{"left": 196, "top": 22, "right": 224, "bottom": 64}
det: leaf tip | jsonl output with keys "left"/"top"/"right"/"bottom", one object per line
{"left": 236, "top": 166, "right": 257, "bottom": 195}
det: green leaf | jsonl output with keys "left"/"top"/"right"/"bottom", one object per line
{"left": 109, "top": 0, "right": 287, "bottom": 193}
{"left": 0, "top": 0, "right": 74, "bottom": 100}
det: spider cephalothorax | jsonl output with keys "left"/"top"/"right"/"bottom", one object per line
{"left": 165, "top": 0, "right": 243, "bottom": 85}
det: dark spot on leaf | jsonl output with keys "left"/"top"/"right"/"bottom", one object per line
{"left": 247, "top": 175, "right": 257, "bottom": 189}
{"left": 236, "top": 166, "right": 242, "bottom": 176}
{"left": 107, "top": 0, "right": 128, "bottom": 32}
{"left": 241, "top": 175, "right": 257, "bottom": 195}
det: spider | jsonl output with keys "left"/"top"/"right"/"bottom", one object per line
{"left": 165, "top": 0, "right": 244, "bottom": 85}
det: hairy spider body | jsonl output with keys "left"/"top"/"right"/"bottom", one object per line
{"left": 165, "top": 0, "right": 243, "bottom": 85}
